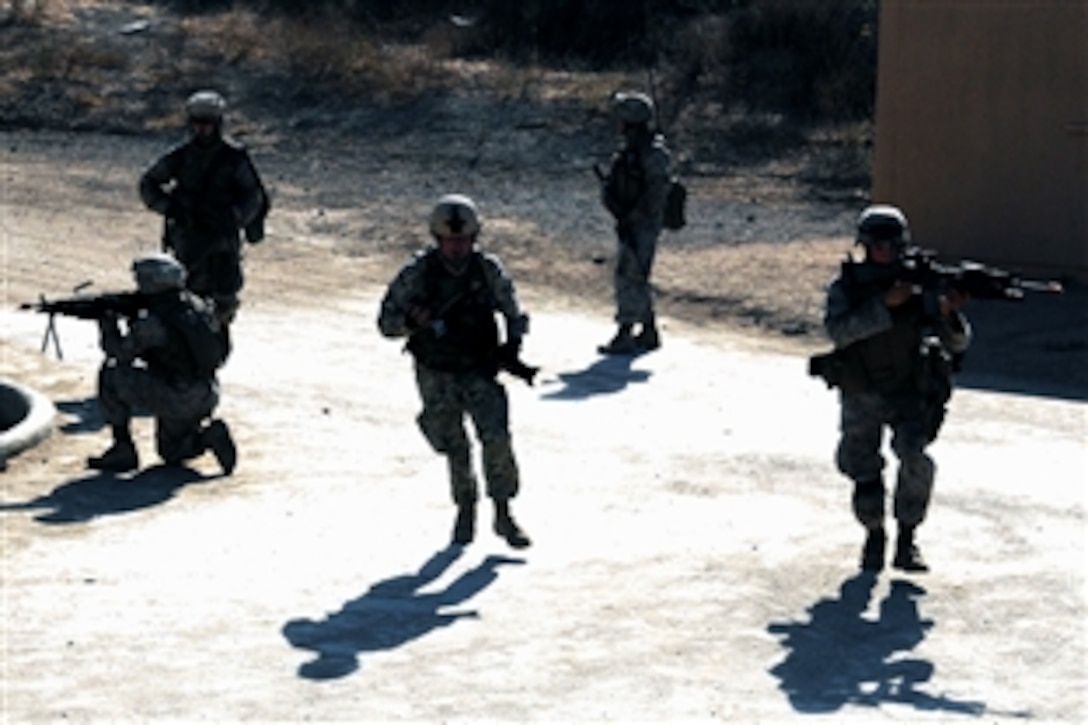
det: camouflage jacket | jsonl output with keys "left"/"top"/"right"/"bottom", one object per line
{"left": 378, "top": 248, "right": 528, "bottom": 372}
{"left": 601, "top": 131, "right": 672, "bottom": 229}
{"left": 140, "top": 136, "right": 264, "bottom": 260}
{"left": 99, "top": 290, "right": 227, "bottom": 380}
{"left": 824, "top": 259, "right": 971, "bottom": 394}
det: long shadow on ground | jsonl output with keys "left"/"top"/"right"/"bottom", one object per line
{"left": 766, "top": 573, "right": 997, "bottom": 716}
{"left": 542, "top": 352, "right": 653, "bottom": 401}
{"left": 0, "top": 464, "right": 210, "bottom": 523}
{"left": 283, "top": 547, "right": 525, "bottom": 680}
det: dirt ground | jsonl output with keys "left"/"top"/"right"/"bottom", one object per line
{"left": 2, "top": 2, "right": 1087, "bottom": 721}
{"left": 1, "top": 120, "right": 1086, "bottom": 722}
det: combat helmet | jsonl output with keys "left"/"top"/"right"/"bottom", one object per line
{"left": 185, "top": 90, "right": 227, "bottom": 123}
{"left": 856, "top": 204, "right": 910, "bottom": 247}
{"left": 610, "top": 91, "right": 655, "bottom": 125}
{"left": 133, "top": 253, "right": 186, "bottom": 293}
{"left": 429, "top": 194, "right": 481, "bottom": 238}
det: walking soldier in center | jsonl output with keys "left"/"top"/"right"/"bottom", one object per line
{"left": 378, "top": 194, "right": 531, "bottom": 549}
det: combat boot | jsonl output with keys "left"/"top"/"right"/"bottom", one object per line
{"left": 203, "top": 419, "right": 237, "bottom": 476}
{"left": 893, "top": 524, "right": 929, "bottom": 573}
{"left": 452, "top": 502, "right": 476, "bottom": 545}
{"left": 87, "top": 429, "right": 138, "bottom": 473}
{"left": 493, "top": 500, "right": 531, "bottom": 549}
{"left": 635, "top": 324, "right": 660, "bottom": 351}
{"left": 860, "top": 526, "right": 886, "bottom": 572}
{"left": 598, "top": 323, "right": 638, "bottom": 355}
{"left": 633, "top": 313, "right": 661, "bottom": 351}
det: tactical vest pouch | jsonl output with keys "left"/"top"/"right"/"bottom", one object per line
{"left": 243, "top": 155, "right": 270, "bottom": 244}
{"left": 917, "top": 337, "right": 953, "bottom": 441}
{"left": 808, "top": 347, "right": 867, "bottom": 393}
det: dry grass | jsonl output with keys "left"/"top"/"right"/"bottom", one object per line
{"left": 0, "top": 0, "right": 866, "bottom": 347}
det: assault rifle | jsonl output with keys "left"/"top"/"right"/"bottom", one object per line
{"left": 18, "top": 286, "right": 148, "bottom": 360}
{"left": 898, "top": 247, "right": 1064, "bottom": 301}
{"left": 808, "top": 250, "right": 1063, "bottom": 391}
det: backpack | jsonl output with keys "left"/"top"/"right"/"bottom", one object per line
{"left": 241, "top": 152, "right": 270, "bottom": 243}
{"left": 663, "top": 177, "right": 687, "bottom": 231}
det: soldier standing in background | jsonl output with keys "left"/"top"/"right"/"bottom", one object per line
{"left": 823, "top": 205, "right": 971, "bottom": 573}
{"left": 378, "top": 194, "right": 531, "bottom": 549}
{"left": 597, "top": 91, "right": 672, "bottom": 355}
{"left": 139, "top": 90, "right": 267, "bottom": 327}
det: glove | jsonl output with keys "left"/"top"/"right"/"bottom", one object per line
{"left": 499, "top": 339, "right": 520, "bottom": 363}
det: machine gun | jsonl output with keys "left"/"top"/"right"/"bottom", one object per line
{"left": 18, "top": 286, "right": 149, "bottom": 360}
{"left": 898, "top": 247, "right": 1064, "bottom": 301}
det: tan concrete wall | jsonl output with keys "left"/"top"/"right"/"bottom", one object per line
{"left": 873, "top": 0, "right": 1087, "bottom": 278}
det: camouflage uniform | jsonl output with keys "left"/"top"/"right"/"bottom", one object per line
{"left": 378, "top": 247, "right": 528, "bottom": 507}
{"left": 140, "top": 131, "right": 265, "bottom": 320}
{"left": 92, "top": 257, "right": 235, "bottom": 474}
{"left": 825, "top": 259, "right": 971, "bottom": 534}
{"left": 603, "top": 130, "right": 671, "bottom": 327}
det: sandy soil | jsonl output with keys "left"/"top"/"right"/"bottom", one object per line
{"left": 1, "top": 121, "right": 1085, "bottom": 722}
{"left": 1, "top": 2, "right": 1086, "bottom": 721}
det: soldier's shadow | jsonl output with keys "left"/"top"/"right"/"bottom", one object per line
{"left": 283, "top": 546, "right": 525, "bottom": 681}
{"left": 766, "top": 573, "right": 990, "bottom": 716}
{"left": 55, "top": 397, "right": 153, "bottom": 434}
{"left": 542, "top": 352, "right": 652, "bottom": 400}
{"left": 0, "top": 465, "right": 210, "bottom": 524}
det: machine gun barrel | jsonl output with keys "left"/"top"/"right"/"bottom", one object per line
{"left": 17, "top": 289, "right": 148, "bottom": 360}
{"left": 19, "top": 291, "right": 147, "bottom": 319}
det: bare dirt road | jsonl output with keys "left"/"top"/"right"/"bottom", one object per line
{"left": 2, "top": 127, "right": 1086, "bottom": 721}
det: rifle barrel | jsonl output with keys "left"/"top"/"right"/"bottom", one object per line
{"left": 1018, "top": 279, "right": 1064, "bottom": 294}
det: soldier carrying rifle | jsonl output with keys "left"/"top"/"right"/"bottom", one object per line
{"left": 378, "top": 194, "right": 534, "bottom": 549}
{"left": 818, "top": 205, "right": 972, "bottom": 574}
{"left": 21, "top": 254, "right": 236, "bottom": 475}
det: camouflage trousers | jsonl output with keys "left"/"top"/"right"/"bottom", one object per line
{"left": 835, "top": 390, "right": 935, "bottom": 528}
{"left": 97, "top": 362, "right": 218, "bottom": 465}
{"left": 613, "top": 222, "right": 660, "bottom": 325}
{"left": 413, "top": 363, "right": 520, "bottom": 506}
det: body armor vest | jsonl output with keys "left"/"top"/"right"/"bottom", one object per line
{"left": 406, "top": 251, "right": 499, "bottom": 373}
{"left": 838, "top": 261, "right": 926, "bottom": 394}
{"left": 143, "top": 291, "right": 226, "bottom": 380}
